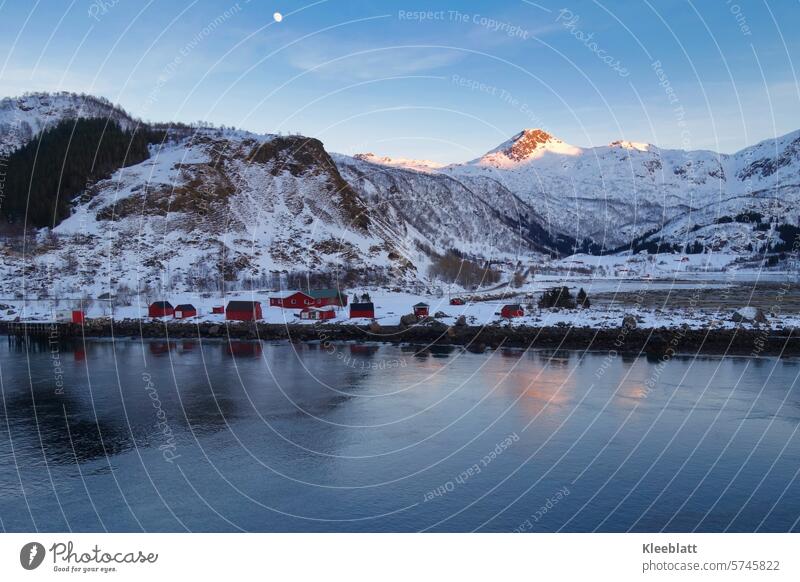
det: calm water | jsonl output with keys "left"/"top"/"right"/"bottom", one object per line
{"left": 1, "top": 338, "right": 799, "bottom": 532}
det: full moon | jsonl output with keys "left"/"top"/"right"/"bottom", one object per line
{"left": 273, "top": 12, "right": 283, "bottom": 22}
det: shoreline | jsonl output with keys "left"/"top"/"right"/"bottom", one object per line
{"left": 4, "top": 319, "right": 798, "bottom": 357}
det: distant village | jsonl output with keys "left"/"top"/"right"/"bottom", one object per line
{"left": 141, "top": 287, "right": 531, "bottom": 323}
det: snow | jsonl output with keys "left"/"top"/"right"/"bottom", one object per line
{"left": 4, "top": 284, "right": 797, "bottom": 332}
{"left": 736, "top": 306, "right": 760, "bottom": 320}
{"left": 0, "top": 92, "right": 137, "bottom": 154}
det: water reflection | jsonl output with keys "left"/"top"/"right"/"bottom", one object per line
{"left": 225, "top": 340, "right": 262, "bottom": 358}
{"left": 0, "top": 339, "right": 798, "bottom": 532}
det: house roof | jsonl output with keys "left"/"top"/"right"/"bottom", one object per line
{"left": 306, "top": 289, "right": 345, "bottom": 299}
{"left": 175, "top": 304, "right": 195, "bottom": 311}
{"left": 150, "top": 301, "right": 173, "bottom": 308}
{"left": 227, "top": 300, "right": 261, "bottom": 310}
{"left": 350, "top": 302, "right": 374, "bottom": 309}
{"left": 270, "top": 290, "right": 310, "bottom": 299}
{"left": 503, "top": 304, "right": 523, "bottom": 310}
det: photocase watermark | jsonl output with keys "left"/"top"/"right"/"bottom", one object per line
{"left": 20, "top": 542, "right": 46, "bottom": 570}
{"left": 451, "top": 74, "right": 548, "bottom": 130}
{"left": 312, "top": 319, "right": 408, "bottom": 371}
{"left": 652, "top": 58, "right": 698, "bottom": 178}
{"left": 639, "top": 284, "right": 706, "bottom": 398}
{"left": 87, "top": 0, "right": 121, "bottom": 21}
{"left": 594, "top": 280, "right": 652, "bottom": 379}
{"left": 747, "top": 233, "right": 800, "bottom": 356}
{"left": 397, "top": 10, "right": 531, "bottom": 39}
{"left": 141, "top": 1, "right": 246, "bottom": 118}
{"left": 48, "top": 324, "right": 65, "bottom": 395}
{"left": 142, "top": 372, "right": 180, "bottom": 463}
{"left": 513, "top": 485, "right": 571, "bottom": 531}
{"left": 423, "top": 432, "right": 519, "bottom": 502}
{"left": 556, "top": 9, "right": 629, "bottom": 77}
{"left": 726, "top": 0, "right": 752, "bottom": 37}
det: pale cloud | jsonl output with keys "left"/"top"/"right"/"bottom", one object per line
{"left": 287, "top": 41, "right": 464, "bottom": 80}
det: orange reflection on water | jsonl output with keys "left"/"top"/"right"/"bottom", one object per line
{"left": 485, "top": 351, "right": 576, "bottom": 417}
{"left": 606, "top": 359, "right": 653, "bottom": 405}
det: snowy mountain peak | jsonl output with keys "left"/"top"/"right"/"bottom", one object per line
{"left": 609, "top": 139, "right": 652, "bottom": 152}
{"left": 473, "top": 128, "right": 582, "bottom": 167}
{"left": 495, "top": 128, "right": 559, "bottom": 159}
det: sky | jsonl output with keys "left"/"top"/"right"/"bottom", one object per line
{"left": 1, "top": 0, "right": 799, "bottom": 162}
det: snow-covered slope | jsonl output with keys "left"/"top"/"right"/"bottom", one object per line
{"left": 0, "top": 92, "right": 137, "bottom": 155}
{"left": 334, "top": 152, "right": 570, "bottom": 259}
{"left": 5, "top": 130, "right": 433, "bottom": 297}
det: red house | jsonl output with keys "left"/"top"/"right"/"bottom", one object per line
{"left": 450, "top": 297, "right": 465, "bottom": 306}
{"left": 212, "top": 306, "right": 224, "bottom": 314}
{"left": 308, "top": 289, "right": 348, "bottom": 307}
{"left": 149, "top": 301, "right": 174, "bottom": 318}
{"left": 71, "top": 310, "right": 85, "bottom": 324}
{"left": 413, "top": 302, "right": 429, "bottom": 318}
{"left": 350, "top": 302, "right": 375, "bottom": 318}
{"left": 300, "top": 306, "right": 336, "bottom": 321}
{"left": 501, "top": 304, "right": 524, "bottom": 318}
{"left": 226, "top": 300, "right": 262, "bottom": 321}
{"left": 269, "top": 290, "right": 314, "bottom": 309}
{"left": 174, "top": 304, "right": 197, "bottom": 319}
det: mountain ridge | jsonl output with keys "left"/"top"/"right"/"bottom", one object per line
{"left": 1, "top": 91, "right": 798, "bottom": 297}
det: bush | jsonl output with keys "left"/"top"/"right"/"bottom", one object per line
{"left": 577, "top": 287, "right": 590, "bottom": 308}
{"left": 538, "top": 286, "right": 576, "bottom": 309}
{"left": 428, "top": 250, "right": 501, "bottom": 289}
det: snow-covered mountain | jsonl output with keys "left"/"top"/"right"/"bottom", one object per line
{"left": 1, "top": 92, "right": 799, "bottom": 298}
{"left": 360, "top": 127, "right": 800, "bottom": 256}
{"left": 0, "top": 92, "right": 137, "bottom": 155}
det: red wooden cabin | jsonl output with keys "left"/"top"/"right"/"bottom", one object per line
{"left": 300, "top": 306, "right": 336, "bottom": 321}
{"left": 71, "top": 310, "right": 85, "bottom": 324}
{"left": 413, "top": 302, "right": 429, "bottom": 318}
{"left": 212, "top": 306, "right": 224, "bottom": 314}
{"left": 349, "top": 302, "right": 375, "bottom": 318}
{"left": 149, "top": 301, "right": 174, "bottom": 318}
{"left": 501, "top": 304, "right": 524, "bottom": 318}
{"left": 449, "top": 297, "right": 465, "bottom": 306}
{"left": 226, "top": 300, "right": 263, "bottom": 321}
{"left": 269, "top": 291, "right": 314, "bottom": 309}
{"left": 174, "top": 304, "right": 197, "bottom": 319}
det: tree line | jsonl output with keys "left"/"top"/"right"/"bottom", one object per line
{"left": 2, "top": 118, "right": 163, "bottom": 227}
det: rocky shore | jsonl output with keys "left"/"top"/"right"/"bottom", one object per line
{"left": 4, "top": 318, "right": 798, "bottom": 357}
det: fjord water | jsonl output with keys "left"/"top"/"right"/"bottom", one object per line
{"left": 1, "top": 338, "right": 798, "bottom": 532}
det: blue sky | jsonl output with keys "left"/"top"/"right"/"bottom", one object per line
{"left": 1, "top": 0, "right": 798, "bottom": 162}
